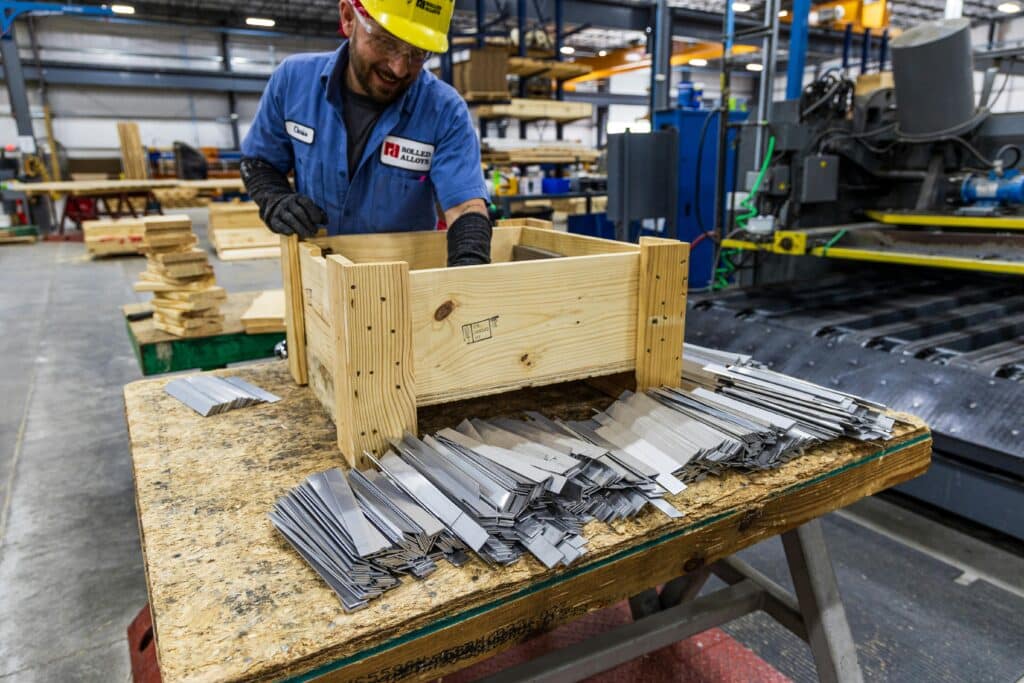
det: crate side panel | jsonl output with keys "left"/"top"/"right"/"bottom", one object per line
{"left": 519, "top": 227, "right": 639, "bottom": 257}
{"left": 411, "top": 253, "right": 639, "bottom": 405}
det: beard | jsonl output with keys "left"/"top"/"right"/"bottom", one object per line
{"left": 348, "top": 37, "right": 416, "bottom": 104}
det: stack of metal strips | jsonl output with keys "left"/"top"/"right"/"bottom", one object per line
{"left": 367, "top": 416, "right": 684, "bottom": 570}
{"left": 683, "top": 343, "right": 896, "bottom": 441}
{"left": 164, "top": 375, "right": 280, "bottom": 416}
{"left": 269, "top": 469, "right": 400, "bottom": 612}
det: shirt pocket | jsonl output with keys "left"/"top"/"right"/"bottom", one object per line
{"left": 371, "top": 167, "right": 437, "bottom": 232}
{"left": 294, "top": 145, "right": 343, "bottom": 231}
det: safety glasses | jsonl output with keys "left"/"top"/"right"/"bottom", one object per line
{"left": 351, "top": 6, "right": 432, "bottom": 66}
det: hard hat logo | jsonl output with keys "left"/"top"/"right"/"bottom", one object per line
{"left": 415, "top": 0, "right": 443, "bottom": 16}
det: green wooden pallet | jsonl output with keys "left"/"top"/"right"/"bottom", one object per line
{"left": 123, "top": 290, "right": 285, "bottom": 376}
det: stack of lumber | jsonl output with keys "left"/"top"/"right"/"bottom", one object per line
{"left": 241, "top": 289, "right": 286, "bottom": 334}
{"left": 481, "top": 140, "right": 601, "bottom": 165}
{"left": 451, "top": 45, "right": 509, "bottom": 102}
{"left": 117, "top": 121, "right": 149, "bottom": 180}
{"left": 153, "top": 187, "right": 207, "bottom": 208}
{"left": 475, "top": 98, "right": 592, "bottom": 123}
{"left": 506, "top": 57, "right": 592, "bottom": 81}
{"left": 83, "top": 218, "right": 145, "bottom": 257}
{"left": 207, "top": 201, "right": 279, "bottom": 261}
{"left": 133, "top": 215, "right": 226, "bottom": 337}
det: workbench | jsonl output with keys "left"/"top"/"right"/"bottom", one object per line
{"left": 123, "top": 291, "right": 284, "bottom": 375}
{"left": 124, "top": 360, "right": 931, "bottom": 682}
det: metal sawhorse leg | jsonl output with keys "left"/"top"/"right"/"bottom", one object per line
{"left": 481, "top": 519, "right": 863, "bottom": 683}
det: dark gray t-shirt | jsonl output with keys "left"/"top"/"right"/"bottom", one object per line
{"left": 340, "top": 69, "right": 387, "bottom": 177}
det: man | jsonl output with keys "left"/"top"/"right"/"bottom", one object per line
{"left": 240, "top": 0, "right": 492, "bottom": 266}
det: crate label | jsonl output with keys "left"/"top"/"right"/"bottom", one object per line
{"left": 462, "top": 316, "right": 498, "bottom": 344}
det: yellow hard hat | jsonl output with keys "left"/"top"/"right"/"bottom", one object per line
{"left": 359, "top": 0, "right": 453, "bottom": 54}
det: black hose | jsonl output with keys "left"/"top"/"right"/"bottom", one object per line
{"left": 693, "top": 110, "right": 715, "bottom": 233}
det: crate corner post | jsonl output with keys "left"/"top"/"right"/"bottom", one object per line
{"left": 326, "top": 254, "right": 418, "bottom": 470}
{"left": 635, "top": 236, "right": 689, "bottom": 391}
{"left": 281, "top": 233, "right": 309, "bottom": 386}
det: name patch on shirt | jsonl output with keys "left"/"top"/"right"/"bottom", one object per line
{"left": 380, "top": 136, "right": 434, "bottom": 172}
{"left": 285, "top": 120, "right": 315, "bottom": 144}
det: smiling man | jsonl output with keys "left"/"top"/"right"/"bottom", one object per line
{"left": 240, "top": 0, "right": 492, "bottom": 266}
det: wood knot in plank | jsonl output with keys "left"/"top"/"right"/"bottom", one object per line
{"left": 434, "top": 300, "right": 455, "bottom": 321}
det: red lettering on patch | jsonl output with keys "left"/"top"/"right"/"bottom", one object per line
{"left": 384, "top": 141, "right": 400, "bottom": 158}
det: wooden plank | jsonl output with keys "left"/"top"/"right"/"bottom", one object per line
{"left": 122, "top": 360, "right": 930, "bottom": 683}
{"left": 475, "top": 98, "right": 593, "bottom": 123}
{"left": 216, "top": 246, "right": 281, "bottom": 261}
{"left": 241, "top": 289, "right": 285, "bottom": 333}
{"left": 490, "top": 225, "right": 521, "bottom": 263}
{"left": 409, "top": 252, "right": 639, "bottom": 405}
{"left": 304, "top": 303, "right": 337, "bottom": 418}
{"left": 298, "top": 242, "right": 330, "bottom": 322}
{"left": 635, "top": 236, "right": 689, "bottom": 391}
{"left": 117, "top": 121, "right": 149, "bottom": 179}
{"left": 314, "top": 231, "right": 449, "bottom": 270}
{"left": 328, "top": 256, "right": 417, "bottom": 468}
{"left": 281, "top": 234, "right": 308, "bottom": 385}
{"left": 213, "top": 227, "right": 278, "bottom": 250}
{"left": 518, "top": 226, "right": 638, "bottom": 257}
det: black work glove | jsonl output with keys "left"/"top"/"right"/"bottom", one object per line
{"left": 262, "top": 194, "right": 327, "bottom": 238}
{"left": 447, "top": 211, "right": 492, "bottom": 267}
{"left": 240, "top": 156, "right": 327, "bottom": 238}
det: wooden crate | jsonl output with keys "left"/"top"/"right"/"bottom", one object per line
{"left": 281, "top": 224, "right": 689, "bottom": 468}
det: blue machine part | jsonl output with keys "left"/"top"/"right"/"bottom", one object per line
{"left": 961, "top": 170, "right": 1024, "bottom": 206}
{"left": 652, "top": 107, "right": 747, "bottom": 289}
{"left": 677, "top": 82, "right": 704, "bottom": 110}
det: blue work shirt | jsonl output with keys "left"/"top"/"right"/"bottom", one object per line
{"left": 242, "top": 42, "right": 489, "bottom": 235}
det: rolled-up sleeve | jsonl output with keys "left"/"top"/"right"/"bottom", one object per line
{"left": 430, "top": 100, "right": 489, "bottom": 211}
{"left": 241, "top": 66, "right": 294, "bottom": 174}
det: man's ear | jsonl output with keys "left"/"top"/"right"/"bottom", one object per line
{"left": 338, "top": 1, "right": 355, "bottom": 38}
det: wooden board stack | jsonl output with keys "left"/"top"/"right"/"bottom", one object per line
{"left": 83, "top": 219, "right": 145, "bottom": 257}
{"left": 207, "top": 201, "right": 279, "bottom": 261}
{"left": 241, "top": 289, "right": 286, "bottom": 334}
{"left": 132, "top": 215, "right": 226, "bottom": 337}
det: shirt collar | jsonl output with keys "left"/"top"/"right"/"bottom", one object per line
{"left": 320, "top": 41, "right": 421, "bottom": 116}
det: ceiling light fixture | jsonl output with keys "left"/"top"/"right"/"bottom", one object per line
{"left": 998, "top": 1, "right": 1020, "bottom": 12}
{"left": 688, "top": 58, "right": 708, "bottom": 67}
{"left": 746, "top": 62, "right": 764, "bottom": 72}
{"left": 560, "top": 45, "right": 575, "bottom": 55}
{"left": 246, "top": 16, "right": 276, "bottom": 27}
{"left": 733, "top": 2, "right": 752, "bottom": 12}
{"left": 598, "top": 49, "right": 608, "bottom": 57}
{"left": 778, "top": 9, "right": 789, "bottom": 16}
{"left": 110, "top": 4, "right": 135, "bottom": 14}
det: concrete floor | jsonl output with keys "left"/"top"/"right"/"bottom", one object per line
{"left": 1, "top": 209, "right": 1022, "bottom": 681}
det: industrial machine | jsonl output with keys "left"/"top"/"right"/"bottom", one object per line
{"left": 687, "top": 17, "right": 1024, "bottom": 539}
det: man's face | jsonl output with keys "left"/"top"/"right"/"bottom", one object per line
{"left": 340, "top": 2, "right": 425, "bottom": 104}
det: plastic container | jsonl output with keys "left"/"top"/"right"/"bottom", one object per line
{"left": 542, "top": 177, "right": 571, "bottom": 194}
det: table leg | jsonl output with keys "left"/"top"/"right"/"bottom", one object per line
{"left": 658, "top": 565, "right": 711, "bottom": 609}
{"left": 627, "top": 588, "right": 661, "bottom": 619}
{"left": 782, "top": 520, "right": 864, "bottom": 683}
{"left": 480, "top": 518, "right": 864, "bottom": 683}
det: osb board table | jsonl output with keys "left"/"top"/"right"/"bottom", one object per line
{"left": 123, "top": 290, "right": 284, "bottom": 375}
{"left": 124, "top": 360, "right": 931, "bottom": 683}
